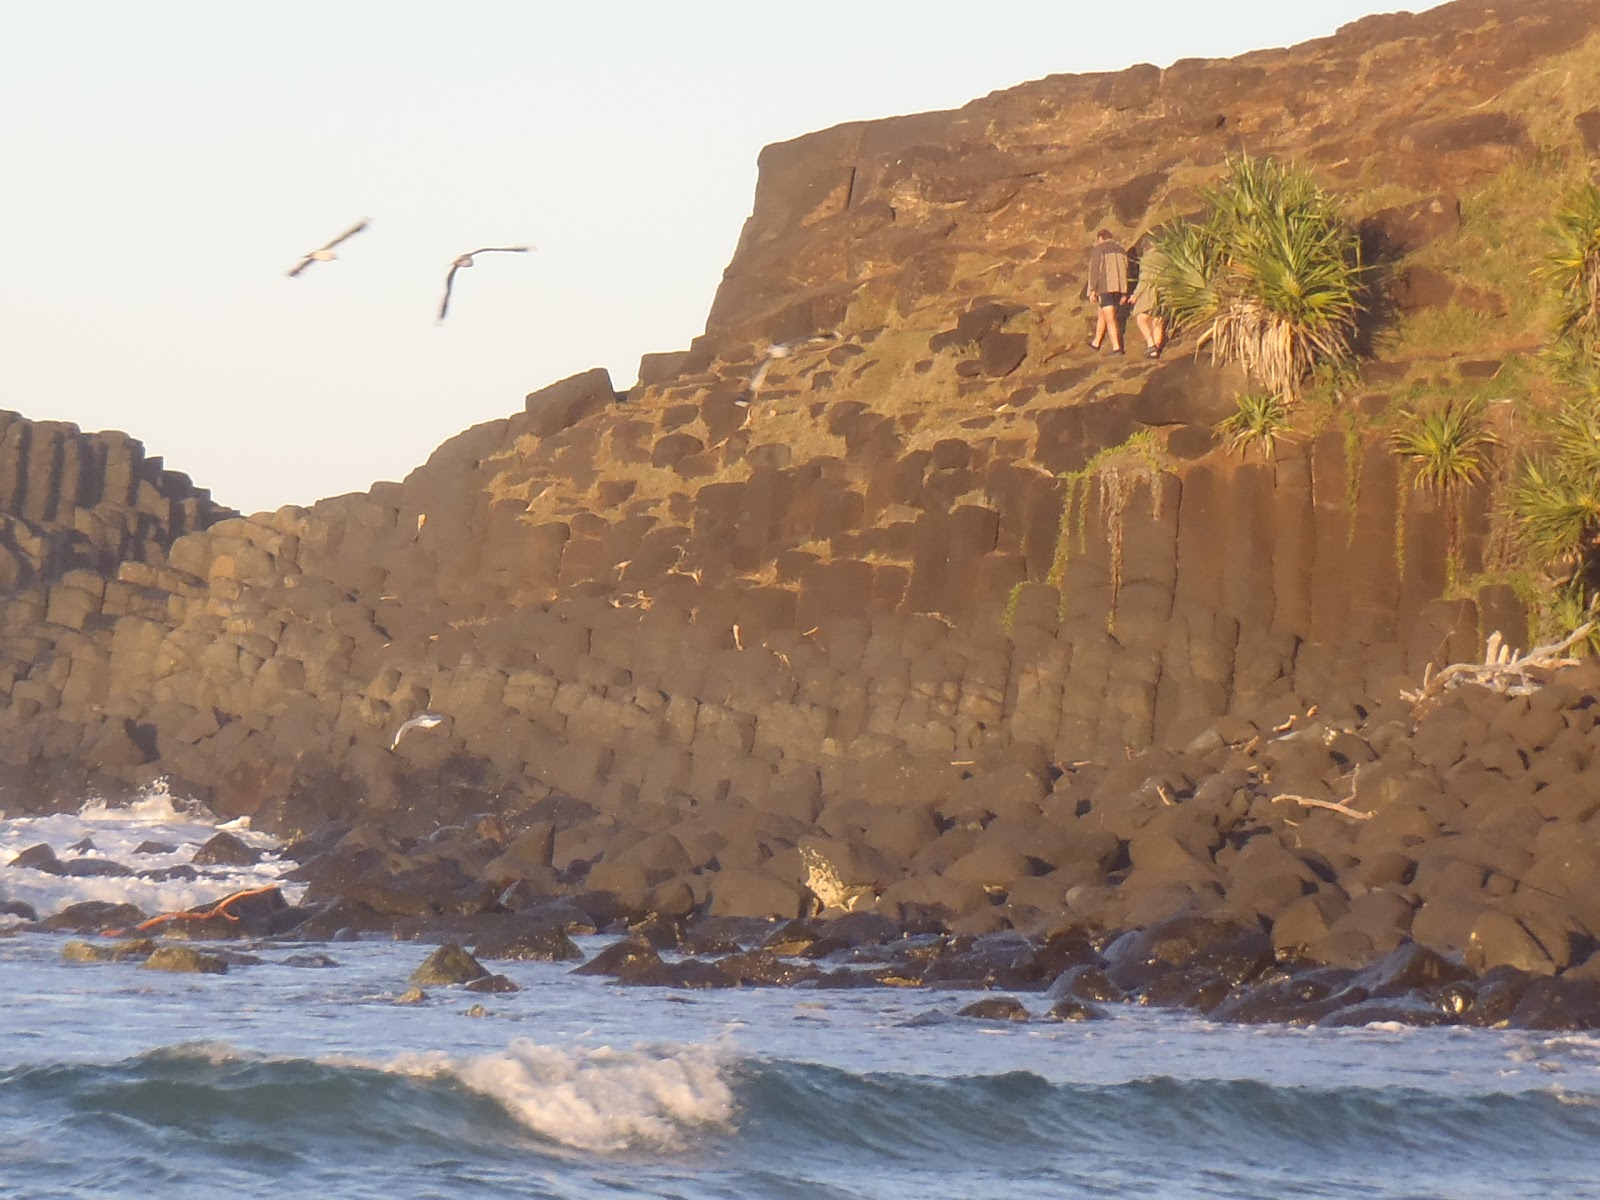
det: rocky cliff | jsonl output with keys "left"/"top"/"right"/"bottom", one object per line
{"left": 2, "top": 0, "right": 1598, "bottom": 962}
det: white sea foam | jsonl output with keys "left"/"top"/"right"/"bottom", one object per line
{"left": 0, "top": 778, "right": 301, "bottom": 920}
{"left": 372, "top": 1038, "right": 736, "bottom": 1151}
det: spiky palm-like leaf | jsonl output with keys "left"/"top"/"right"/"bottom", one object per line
{"left": 1538, "top": 581, "right": 1600, "bottom": 657}
{"left": 1215, "top": 391, "right": 1293, "bottom": 458}
{"left": 1537, "top": 181, "right": 1600, "bottom": 346}
{"left": 1152, "top": 155, "right": 1362, "bottom": 400}
{"left": 1393, "top": 399, "right": 1495, "bottom": 493}
{"left": 1514, "top": 402, "right": 1600, "bottom": 563}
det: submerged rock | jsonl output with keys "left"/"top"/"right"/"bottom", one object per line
{"left": 464, "top": 973, "right": 520, "bottom": 994}
{"left": 957, "top": 996, "right": 1030, "bottom": 1021}
{"left": 141, "top": 945, "right": 228, "bottom": 974}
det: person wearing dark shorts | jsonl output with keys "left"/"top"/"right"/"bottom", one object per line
{"left": 1085, "top": 229, "right": 1129, "bottom": 354}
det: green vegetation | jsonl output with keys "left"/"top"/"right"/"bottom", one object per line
{"left": 1153, "top": 155, "right": 1363, "bottom": 401}
{"left": 1393, "top": 399, "right": 1497, "bottom": 588}
{"left": 1536, "top": 181, "right": 1600, "bottom": 350}
{"left": 1215, "top": 390, "right": 1294, "bottom": 459}
{"left": 1049, "top": 432, "right": 1167, "bottom": 630}
{"left": 1393, "top": 399, "right": 1495, "bottom": 494}
{"left": 1512, "top": 401, "right": 1600, "bottom": 570}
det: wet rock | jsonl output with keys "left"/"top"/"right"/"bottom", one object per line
{"left": 464, "top": 1004, "right": 490, "bottom": 1017}
{"left": 1508, "top": 977, "right": 1600, "bottom": 1031}
{"left": 1137, "top": 969, "right": 1231, "bottom": 1012}
{"left": 134, "top": 841, "right": 178, "bottom": 855}
{"left": 192, "top": 831, "right": 262, "bottom": 867}
{"left": 395, "top": 987, "right": 427, "bottom": 1004}
{"left": 1104, "top": 912, "right": 1272, "bottom": 992}
{"left": 464, "top": 973, "right": 521, "bottom": 994}
{"left": 39, "top": 901, "right": 146, "bottom": 933}
{"left": 762, "top": 920, "right": 823, "bottom": 956}
{"left": 958, "top": 996, "right": 1030, "bottom": 1022}
{"left": 641, "top": 959, "right": 734, "bottom": 989}
{"left": 924, "top": 933, "right": 1055, "bottom": 991}
{"left": 1208, "top": 967, "right": 1363, "bottom": 1025}
{"left": 142, "top": 945, "right": 228, "bottom": 974}
{"left": 1047, "top": 964, "right": 1126, "bottom": 1004}
{"left": 1047, "top": 998, "right": 1109, "bottom": 1021}
{"left": 630, "top": 913, "right": 686, "bottom": 951}
{"left": 1351, "top": 942, "right": 1472, "bottom": 999}
{"left": 1315, "top": 995, "right": 1455, "bottom": 1028}
{"left": 2, "top": 900, "right": 37, "bottom": 921}
{"left": 569, "top": 938, "right": 663, "bottom": 980}
{"left": 716, "top": 950, "right": 822, "bottom": 987}
{"left": 282, "top": 953, "right": 339, "bottom": 968}
{"left": 11, "top": 843, "right": 64, "bottom": 873}
{"left": 473, "top": 923, "right": 584, "bottom": 962}
{"left": 821, "top": 911, "right": 902, "bottom": 947}
{"left": 410, "top": 942, "right": 490, "bottom": 986}
{"left": 60, "top": 857, "right": 134, "bottom": 878}
{"left": 62, "top": 938, "right": 155, "bottom": 963}
{"left": 1450, "top": 967, "right": 1532, "bottom": 1028}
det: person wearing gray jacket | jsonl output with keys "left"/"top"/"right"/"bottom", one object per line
{"left": 1085, "top": 229, "right": 1129, "bottom": 354}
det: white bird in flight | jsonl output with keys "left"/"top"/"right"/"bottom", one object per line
{"left": 390, "top": 711, "right": 444, "bottom": 750}
{"left": 286, "top": 218, "right": 371, "bottom": 278}
{"left": 738, "top": 332, "right": 841, "bottom": 406}
{"left": 437, "top": 246, "right": 534, "bottom": 321}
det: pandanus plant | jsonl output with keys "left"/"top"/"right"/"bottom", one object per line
{"left": 1154, "top": 155, "right": 1364, "bottom": 401}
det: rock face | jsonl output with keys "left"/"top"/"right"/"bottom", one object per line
{"left": 0, "top": 0, "right": 1593, "bottom": 968}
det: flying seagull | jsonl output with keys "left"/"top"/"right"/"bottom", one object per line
{"left": 286, "top": 218, "right": 370, "bottom": 278}
{"left": 390, "top": 711, "right": 444, "bottom": 750}
{"left": 738, "top": 331, "right": 841, "bottom": 406}
{"left": 437, "top": 246, "right": 533, "bottom": 321}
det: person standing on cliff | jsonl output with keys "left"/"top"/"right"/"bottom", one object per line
{"left": 1085, "top": 229, "right": 1129, "bottom": 354}
{"left": 1129, "top": 232, "right": 1167, "bottom": 359}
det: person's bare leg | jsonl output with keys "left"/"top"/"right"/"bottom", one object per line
{"left": 1136, "top": 312, "right": 1157, "bottom": 351}
{"left": 1102, "top": 304, "right": 1122, "bottom": 351}
{"left": 1091, "top": 306, "right": 1108, "bottom": 349}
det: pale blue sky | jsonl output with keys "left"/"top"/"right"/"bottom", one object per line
{"left": 0, "top": 1, "right": 1440, "bottom": 514}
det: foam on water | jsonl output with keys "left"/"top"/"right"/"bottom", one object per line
{"left": 369, "top": 1038, "right": 737, "bottom": 1151}
{"left": 0, "top": 779, "right": 300, "bottom": 919}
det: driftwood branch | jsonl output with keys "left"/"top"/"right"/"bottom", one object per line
{"left": 1400, "top": 623, "right": 1596, "bottom": 708}
{"left": 1269, "top": 793, "right": 1373, "bottom": 820}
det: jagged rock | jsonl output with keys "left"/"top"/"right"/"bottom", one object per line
{"left": 472, "top": 924, "right": 584, "bottom": 962}
{"left": 192, "top": 831, "right": 261, "bottom": 867}
{"left": 410, "top": 943, "right": 490, "bottom": 986}
{"left": 40, "top": 901, "right": 146, "bottom": 933}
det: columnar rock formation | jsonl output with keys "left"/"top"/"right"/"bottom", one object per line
{"left": 0, "top": 0, "right": 1595, "bottom": 944}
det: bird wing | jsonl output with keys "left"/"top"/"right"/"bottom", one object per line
{"left": 437, "top": 262, "right": 462, "bottom": 321}
{"left": 463, "top": 246, "right": 532, "bottom": 256}
{"left": 286, "top": 257, "right": 314, "bottom": 278}
{"left": 317, "top": 218, "right": 371, "bottom": 253}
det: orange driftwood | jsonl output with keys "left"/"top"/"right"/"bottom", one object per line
{"left": 100, "top": 885, "right": 280, "bottom": 938}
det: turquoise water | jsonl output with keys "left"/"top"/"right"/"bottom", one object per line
{"left": 4, "top": 800, "right": 1600, "bottom": 1198}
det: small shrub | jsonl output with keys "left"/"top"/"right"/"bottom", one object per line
{"left": 1513, "top": 400, "right": 1600, "bottom": 569}
{"left": 1537, "top": 180, "right": 1600, "bottom": 353}
{"left": 1215, "top": 391, "right": 1294, "bottom": 458}
{"left": 1393, "top": 399, "right": 1495, "bottom": 493}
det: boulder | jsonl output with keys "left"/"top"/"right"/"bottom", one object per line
{"left": 409, "top": 943, "right": 490, "bottom": 986}
{"left": 957, "top": 996, "right": 1030, "bottom": 1022}
{"left": 142, "top": 945, "right": 228, "bottom": 974}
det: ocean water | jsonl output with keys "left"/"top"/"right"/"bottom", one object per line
{"left": 4, "top": 794, "right": 1600, "bottom": 1199}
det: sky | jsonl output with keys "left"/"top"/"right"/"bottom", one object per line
{"left": 0, "top": 1, "right": 1445, "bottom": 516}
